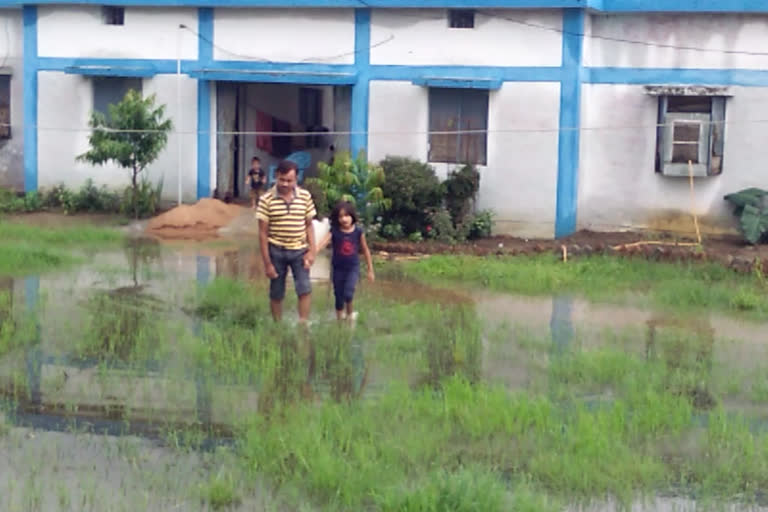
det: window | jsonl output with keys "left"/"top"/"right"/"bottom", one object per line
{"left": 0, "top": 75, "right": 10, "bottom": 139}
{"left": 102, "top": 6, "right": 124, "bottom": 25}
{"left": 448, "top": 9, "right": 475, "bottom": 29}
{"left": 655, "top": 93, "right": 726, "bottom": 177}
{"left": 93, "top": 77, "right": 142, "bottom": 119}
{"left": 428, "top": 88, "right": 488, "bottom": 166}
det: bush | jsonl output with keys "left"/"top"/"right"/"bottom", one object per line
{"left": 0, "top": 188, "right": 24, "bottom": 213}
{"left": 443, "top": 164, "right": 480, "bottom": 227}
{"left": 121, "top": 178, "right": 162, "bottom": 219}
{"left": 41, "top": 180, "right": 121, "bottom": 215}
{"left": 303, "top": 179, "right": 328, "bottom": 219}
{"left": 724, "top": 187, "right": 768, "bottom": 244}
{"left": 306, "top": 151, "right": 390, "bottom": 226}
{"left": 379, "top": 157, "right": 443, "bottom": 236}
{"left": 468, "top": 209, "right": 494, "bottom": 240}
{"left": 382, "top": 223, "right": 404, "bottom": 240}
{"left": 427, "top": 207, "right": 458, "bottom": 244}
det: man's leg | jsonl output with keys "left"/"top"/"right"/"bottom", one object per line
{"left": 290, "top": 249, "right": 313, "bottom": 323}
{"left": 269, "top": 246, "right": 289, "bottom": 322}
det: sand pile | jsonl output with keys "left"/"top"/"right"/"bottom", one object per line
{"left": 146, "top": 198, "right": 245, "bottom": 240}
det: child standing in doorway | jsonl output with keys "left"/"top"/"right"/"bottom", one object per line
{"left": 318, "top": 201, "right": 375, "bottom": 321}
{"left": 246, "top": 156, "right": 265, "bottom": 209}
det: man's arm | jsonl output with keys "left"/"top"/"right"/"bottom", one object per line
{"left": 256, "top": 197, "right": 278, "bottom": 279}
{"left": 259, "top": 219, "right": 277, "bottom": 278}
{"left": 303, "top": 217, "right": 316, "bottom": 269}
{"left": 303, "top": 193, "right": 318, "bottom": 269}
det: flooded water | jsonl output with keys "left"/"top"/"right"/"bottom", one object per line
{"left": 2, "top": 238, "right": 768, "bottom": 510}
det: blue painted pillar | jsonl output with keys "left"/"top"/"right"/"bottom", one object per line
{"left": 555, "top": 9, "right": 585, "bottom": 238}
{"left": 350, "top": 9, "right": 371, "bottom": 159}
{"left": 22, "top": 6, "right": 38, "bottom": 193}
{"left": 196, "top": 8, "right": 213, "bottom": 200}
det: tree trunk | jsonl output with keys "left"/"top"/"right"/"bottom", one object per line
{"left": 132, "top": 166, "right": 139, "bottom": 220}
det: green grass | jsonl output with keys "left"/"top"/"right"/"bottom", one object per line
{"left": 384, "top": 254, "right": 768, "bottom": 318}
{"left": 0, "top": 220, "right": 124, "bottom": 275}
{"left": 5, "top": 265, "right": 768, "bottom": 511}
{"left": 179, "top": 278, "right": 768, "bottom": 510}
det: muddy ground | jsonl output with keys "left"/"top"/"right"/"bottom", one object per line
{"left": 7, "top": 209, "right": 768, "bottom": 274}
{"left": 372, "top": 230, "right": 768, "bottom": 274}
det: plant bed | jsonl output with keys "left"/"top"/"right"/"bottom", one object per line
{"left": 371, "top": 229, "right": 768, "bottom": 274}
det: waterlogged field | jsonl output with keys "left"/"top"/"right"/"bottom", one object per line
{"left": 2, "top": 218, "right": 768, "bottom": 511}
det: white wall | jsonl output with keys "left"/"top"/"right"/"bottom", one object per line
{"left": 578, "top": 84, "right": 768, "bottom": 234}
{"left": 213, "top": 8, "right": 355, "bottom": 64}
{"left": 37, "top": 6, "right": 198, "bottom": 60}
{"left": 481, "top": 82, "right": 560, "bottom": 238}
{"left": 368, "top": 80, "right": 560, "bottom": 238}
{"left": 37, "top": 72, "right": 198, "bottom": 202}
{"left": 370, "top": 9, "right": 562, "bottom": 67}
{"left": 584, "top": 13, "right": 768, "bottom": 70}
{"left": 0, "top": 9, "right": 24, "bottom": 190}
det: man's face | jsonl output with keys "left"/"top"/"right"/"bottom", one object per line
{"left": 276, "top": 169, "right": 297, "bottom": 194}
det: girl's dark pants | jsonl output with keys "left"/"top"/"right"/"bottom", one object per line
{"left": 332, "top": 265, "right": 359, "bottom": 311}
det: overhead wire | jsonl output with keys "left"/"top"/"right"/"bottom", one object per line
{"left": 0, "top": 116, "right": 762, "bottom": 135}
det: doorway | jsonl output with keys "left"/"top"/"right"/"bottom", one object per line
{"left": 215, "top": 82, "right": 352, "bottom": 200}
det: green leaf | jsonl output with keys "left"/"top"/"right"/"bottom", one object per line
{"left": 724, "top": 188, "right": 768, "bottom": 210}
{"left": 739, "top": 204, "right": 768, "bottom": 245}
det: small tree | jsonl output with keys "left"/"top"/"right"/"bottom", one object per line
{"left": 306, "top": 150, "right": 391, "bottom": 226}
{"left": 77, "top": 90, "right": 173, "bottom": 219}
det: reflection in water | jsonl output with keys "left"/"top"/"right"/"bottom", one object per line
{"left": 646, "top": 313, "right": 716, "bottom": 410}
{"left": 2, "top": 242, "right": 767, "bottom": 447}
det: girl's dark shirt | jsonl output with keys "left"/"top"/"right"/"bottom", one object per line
{"left": 331, "top": 225, "right": 362, "bottom": 269}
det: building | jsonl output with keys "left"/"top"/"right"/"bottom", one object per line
{"left": 0, "top": 0, "right": 766, "bottom": 239}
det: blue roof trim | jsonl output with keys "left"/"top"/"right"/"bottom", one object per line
{"left": 586, "top": 67, "right": 768, "bottom": 86}
{"left": 411, "top": 77, "right": 503, "bottom": 89}
{"left": 188, "top": 69, "right": 357, "bottom": 84}
{"left": 2, "top": 0, "right": 587, "bottom": 6}
{"left": 370, "top": 65, "right": 563, "bottom": 82}
{"left": 599, "top": 0, "right": 768, "bottom": 12}
{"left": 62, "top": 66, "right": 159, "bottom": 77}
{"left": 37, "top": 57, "right": 197, "bottom": 73}
{"left": 5, "top": 0, "right": 768, "bottom": 10}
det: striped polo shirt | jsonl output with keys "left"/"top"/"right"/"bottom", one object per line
{"left": 256, "top": 186, "right": 317, "bottom": 250}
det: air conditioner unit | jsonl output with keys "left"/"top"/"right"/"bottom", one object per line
{"left": 660, "top": 113, "right": 711, "bottom": 177}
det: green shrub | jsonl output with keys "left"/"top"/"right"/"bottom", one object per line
{"left": 303, "top": 179, "right": 329, "bottom": 219}
{"left": 306, "top": 151, "right": 390, "bottom": 226}
{"left": 0, "top": 188, "right": 24, "bottom": 213}
{"left": 379, "top": 157, "right": 443, "bottom": 236}
{"left": 408, "top": 231, "right": 423, "bottom": 242}
{"left": 427, "top": 207, "right": 457, "bottom": 244}
{"left": 121, "top": 178, "right": 162, "bottom": 219}
{"left": 443, "top": 164, "right": 480, "bottom": 227}
{"left": 468, "top": 209, "right": 494, "bottom": 239}
{"left": 382, "top": 223, "right": 405, "bottom": 240}
{"left": 724, "top": 187, "right": 768, "bottom": 244}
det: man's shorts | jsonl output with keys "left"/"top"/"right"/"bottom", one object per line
{"left": 268, "top": 243, "right": 312, "bottom": 300}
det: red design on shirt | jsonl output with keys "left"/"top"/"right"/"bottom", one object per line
{"left": 339, "top": 239, "right": 355, "bottom": 256}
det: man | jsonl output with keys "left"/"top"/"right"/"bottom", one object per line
{"left": 256, "top": 160, "right": 317, "bottom": 323}
{"left": 245, "top": 156, "right": 265, "bottom": 209}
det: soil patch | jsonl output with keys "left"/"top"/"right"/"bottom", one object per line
{"left": 145, "top": 199, "right": 244, "bottom": 241}
{"left": 372, "top": 230, "right": 768, "bottom": 274}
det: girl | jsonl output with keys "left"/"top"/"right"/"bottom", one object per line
{"left": 318, "top": 201, "right": 375, "bottom": 321}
